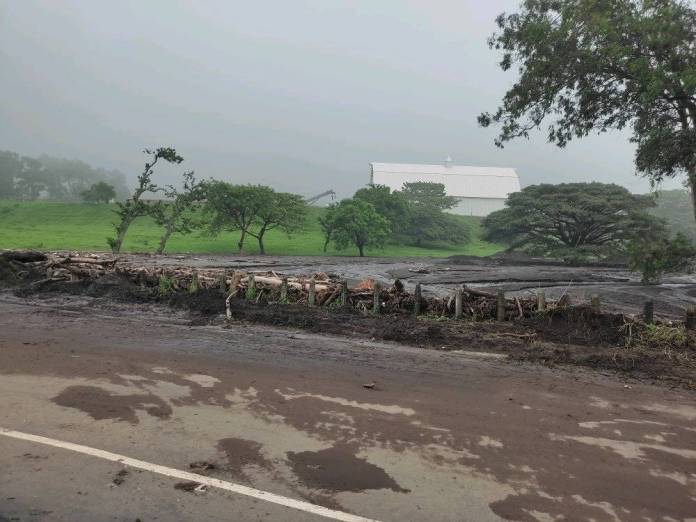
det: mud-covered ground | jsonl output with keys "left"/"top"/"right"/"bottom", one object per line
{"left": 99, "top": 252, "right": 696, "bottom": 319}
{"left": 4, "top": 262, "right": 696, "bottom": 389}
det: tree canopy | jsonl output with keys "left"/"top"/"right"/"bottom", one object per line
{"left": 479, "top": 0, "right": 696, "bottom": 218}
{"left": 324, "top": 199, "right": 390, "bottom": 256}
{"left": 204, "top": 182, "right": 307, "bottom": 254}
{"left": 483, "top": 182, "right": 664, "bottom": 257}
{"left": 81, "top": 181, "right": 116, "bottom": 204}
{"left": 0, "top": 149, "right": 129, "bottom": 201}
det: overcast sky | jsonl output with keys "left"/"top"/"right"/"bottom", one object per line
{"left": 0, "top": 0, "right": 683, "bottom": 197}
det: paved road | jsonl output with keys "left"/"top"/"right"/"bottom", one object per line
{"left": 1, "top": 297, "right": 695, "bottom": 521}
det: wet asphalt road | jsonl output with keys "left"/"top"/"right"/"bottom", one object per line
{"left": 1, "top": 296, "right": 695, "bottom": 521}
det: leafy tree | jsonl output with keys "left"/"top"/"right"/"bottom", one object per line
{"left": 80, "top": 181, "right": 116, "bottom": 204}
{"left": 328, "top": 199, "right": 390, "bottom": 257}
{"left": 483, "top": 183, "right": 664, "bottom": 257}
{"left": 246, "top": 191, "right": 307, "bottom": 255}
{"left": 150, "top": 171, "right": 206, "bottom": 254}
{"left": 406, "top": 206, "right": 470, "bottom": 248}
{"left": 393, "top": 182, "right": 468, "bottom": 247}
{"left": 399, "top": 182, "right": 457, "bottom": 211}
{"left": 318, "top": 203, "right": 338, "bottom": 253}
{"left": 204, "top": 183, "right": 306, "bottom": 254}
{"left": 628, "top": 232, "right": 696, "bottom": 283}
{"left": 479, "top": 0, "right": 696, "bottom": 220}
{"left": 354, "top": 184, "right": 410, "bottom": 236}
{"left": 108, "top": 148, "right": 183, "bottom": 253}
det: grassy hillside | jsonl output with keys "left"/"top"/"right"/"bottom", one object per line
{"left": 0, "top": 201, "right": 503, "bottom": 257}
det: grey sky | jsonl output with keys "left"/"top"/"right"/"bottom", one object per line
{"left": 0, "top": 0, "right": 683, "bottom": 197}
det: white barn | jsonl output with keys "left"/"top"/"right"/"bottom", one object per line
{"left": 369, "top": 159, "right": 521, "bottom": 217}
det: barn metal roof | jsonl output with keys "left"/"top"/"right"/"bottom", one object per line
{"left": 370, "top": 162, "right": 521, "bottom": 199}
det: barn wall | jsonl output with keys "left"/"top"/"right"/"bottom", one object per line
{"left": 451, "top": 197, "right": 506, "bottom": 217}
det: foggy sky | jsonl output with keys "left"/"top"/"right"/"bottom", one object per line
{"left": 0, "top": 0, "right": 683, "bottom": 197}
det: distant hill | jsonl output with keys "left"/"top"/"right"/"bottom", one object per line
{"left": 652, "top": 189, "right": 696, "bottom": 241}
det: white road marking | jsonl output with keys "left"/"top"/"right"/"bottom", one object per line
{"left": 0, "top": 427, "right": 380, "bottom": 522}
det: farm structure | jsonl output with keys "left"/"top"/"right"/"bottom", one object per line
{"left": 370, "top": 158, "right": 521, "bottom": 216}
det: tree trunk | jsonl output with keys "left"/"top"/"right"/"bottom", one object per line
{"left": 689, "top": 169, "right": 696, "bottom": 225}
{"left": 237, "top": 229, "right": 247, "bottom": 254}
{"left": 358, "top": 244, "right": 364, "bottom": 257}
{"left": 111, "top": 216, "right": 132, "bottom": 253}
{"left": 156, "top": 225, "right": 173, "bottom": 255}
{"left": 258, "top": 235, "right": 265, "bottom": 255}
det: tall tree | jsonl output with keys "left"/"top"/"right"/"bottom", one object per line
{"left": 328, "top": 199, "right": 391, "bottom": 257}
{"left": 246, "top": 191, "right": 307, "bottom": 255}
{"left": 150, "top": 171, "right": 206, "bottom": 254}
{"left": 108, "top": 148, "right": 183, "bottom": 253}
{"left": 479, "top": 0, "right": 696, "bottom": 220}
{"left": 354, "top": 184, "right": 410, "bottom": 236}
{"left": 483, "top": 183, "right": 665, "bottom": 257}
{"left": 318, "top": 203, "right": 338, "bottom": 253}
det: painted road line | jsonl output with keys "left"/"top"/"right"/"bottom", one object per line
{"left": 0, "top": 427, "right": 381, "bottom": 522}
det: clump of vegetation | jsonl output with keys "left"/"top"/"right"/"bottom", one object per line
{"left": 158, "top": 275, "right": 174, "bottom": 295}
{"left": 81, "top": 181, "right": 116, "bottom": 204}
{"left": 482, "top": 182, "right": 664, "bottom": 261}
{"left": 323, "top": 182, "right": 471, "bottom": 255}
{"left": 628, "top": 233, "right": 696, "bottom": 284}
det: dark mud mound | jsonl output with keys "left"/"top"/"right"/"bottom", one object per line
{"left": 0, "top": 251, "right": 47, "bottom": 288}
{"left": 15, "top": 272, "right": 150, "bottom": 302}
{"left": 524, "top": 306, "right": 626, "bottom": 346}
{"left": 166, "top": 289, "right": 226, "bottom": 316}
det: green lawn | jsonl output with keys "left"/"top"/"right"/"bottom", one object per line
{"left": 0, "top": 201, "right": 503, "bottom": 257}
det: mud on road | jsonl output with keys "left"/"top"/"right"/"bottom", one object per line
{"left": 1, "top": 296, "right": 696, "bottom": 521}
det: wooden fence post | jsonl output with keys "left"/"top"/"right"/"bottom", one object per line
{"left": 643, "top": 300, "right": 654, "bottom": 325}
{"left": 591, "top": 294, "right": 601, "bottom": 313}
{"left": 340, "top": 280, "right": 348, "bottom": 307}
{"left": 189, "top": 271, "right": 199, "bottom": 293}
{"left": 686, "top": 306, "right": 696, "bottom": 330}
{"left": 496, "top": 290, "right": 506, "bottom": 321}
{"left": 308, "top": 279, "right": 316, "bottom": 306}
{"left": 373, "top": 282, "right": 381, "bottom": 315}
{"left": 455, "top": 288, "right": 463, "bottom": 319}
{"left": 280, "top": 277, "right": 288, "bottom": 303}
{"left": 537, "top": 291, "right": 546, "bottom": 312}
{"left": 414, "top": 283, "right": 422, "bottom": 316}
{"left": 218, "top": 271, "right": 227, "bottom": 294}
{"left": 245, "top": 274, "right": 256, "bottom": 300}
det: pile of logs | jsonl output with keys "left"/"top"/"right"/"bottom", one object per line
{"left": 1, "top": 250, "right": 553, "bottom": 320}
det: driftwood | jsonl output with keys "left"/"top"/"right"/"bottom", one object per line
{"left": 3, "top": 251, "right": 557, "bottom": 321}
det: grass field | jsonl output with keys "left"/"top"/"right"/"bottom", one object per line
{"left": 0, "top": 201, "right": 503, "bottom": 257}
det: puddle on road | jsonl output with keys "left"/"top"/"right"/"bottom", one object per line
{"left": 217, "top": 437, "right": 271, "bottom": 476}
{"left": 52, "top": 385, "right": 172, "bottom": 424}
{"left": 287, "top": 444, "right": 410, "bottom": 493}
